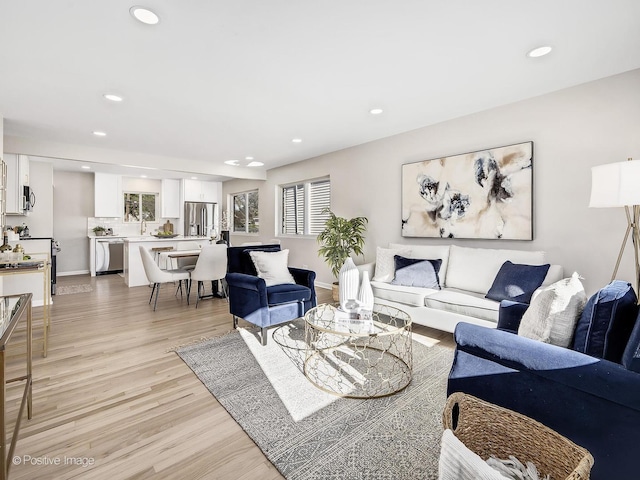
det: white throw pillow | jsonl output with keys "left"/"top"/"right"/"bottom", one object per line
{"left": 438, "top": 429, "right": 509, "bottom": 480}
{"left": 372, "top": 246, "right": 410, "bottom": 282}
{"left": 518, "top": 272, "right": 587, "bottom": 347}
{"left": 249, "top": 249, "right": 296, "bottom": 287}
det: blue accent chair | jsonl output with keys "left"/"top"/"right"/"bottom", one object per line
{"left": 225, "top": 244, "right": 316, "bottom": 345}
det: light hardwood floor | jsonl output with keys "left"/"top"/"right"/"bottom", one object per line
{"left": 4, "top": 274, "right": 454, "bottom": 479}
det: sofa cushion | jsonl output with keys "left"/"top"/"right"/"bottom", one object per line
{"left": 622, "top": 309, "right": 640, "bottom": 373}
{"left": 373, "top": 246, "right": 411, "bottom": 282}
{"left": 389, "top": 243, "right": 451, "bottom": 286}
{"left": 485, "top": 261, "right": 550, "bottom": 304}
{"left": 572, "top": 280, "right": 638, "bottom": 363}
{"left": 424, "top": 289, "right": 500, "bottom": 322}
{"left": 518, "top": 273, "right": 587, "bottom": 347}
{"left": 446, "top": 245, "right": 546, "bottom": 294}
{"left": 266, "top": 283, "right": 311, "bottom": 305}
{"left": 371, "top": 280, "right": 437, "bottom": 307}
{"left": 391, "top": 255, "right": 442, "bottom": 289}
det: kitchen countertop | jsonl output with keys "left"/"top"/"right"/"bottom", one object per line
{"left": 87, "top": 235, "right": 208, "bottom": 240}
{"left": 123, "top": 236, "right": 211, "bottom": 243}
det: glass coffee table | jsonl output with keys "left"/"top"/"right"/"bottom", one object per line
{"left": 303, "top": 303, "right": 412, "bottom": 398}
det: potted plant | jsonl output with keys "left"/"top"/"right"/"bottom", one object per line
{"left": 92, "top": 226, "right": 107, "bottom": 236}
{"left": 317, "top": 209, "right": 368, "bottom": 301}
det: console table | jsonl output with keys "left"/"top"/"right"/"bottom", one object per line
{"left": 0, "top": 256, "right": 50, "bottom": 357}
{"left": 0, "top": 293, "right": 33, "bottom": 480}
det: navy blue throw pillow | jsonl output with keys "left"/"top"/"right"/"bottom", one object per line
{"left": 485, "top": 261, "right": 550, "bottom": 304}
{"left": 573, "top": 280, "right": 638, "bottom": 363}
{"left": 391, "top": 255, "right": 442, "bottom": 289}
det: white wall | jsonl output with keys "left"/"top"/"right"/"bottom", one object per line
{"left": 223, "top": 68, "right": 640, "bottom": 295}
{"left": 53, "top": 170, "right": 94, "bottom": 274}
{"left": 8, "top": 160, "right": 54, "bottom": 237}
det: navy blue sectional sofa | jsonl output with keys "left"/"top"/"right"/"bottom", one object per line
{"left": 447, "top": 281, "right": 640, "bottom": 479}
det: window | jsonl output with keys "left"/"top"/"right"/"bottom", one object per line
{"left": 281, "top": 178, "right": 331, "bottom": 235}
{"left": 232, "top": 190, "right": 259, "bottom": 233}
{"left": 124, "top": 192, "right": 157, "bottom": 222}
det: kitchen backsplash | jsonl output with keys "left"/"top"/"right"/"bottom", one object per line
{"left": 88, "top": 217, "right": 181, "bottom": 236}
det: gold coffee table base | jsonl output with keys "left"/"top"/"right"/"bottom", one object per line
{"left": 304, "top": 304, "right": 412, "bottom": 399}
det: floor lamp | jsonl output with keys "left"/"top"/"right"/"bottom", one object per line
{"left": 589, "top": 158, "right": 640, "bottom": 295}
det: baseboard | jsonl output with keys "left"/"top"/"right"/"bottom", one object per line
{"left": 315, "top": 282, "right": 332, "bottom": 290}
{"left": 57, "top": 270, "right": 91, "bottom": 277}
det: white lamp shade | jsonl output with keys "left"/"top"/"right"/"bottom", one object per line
{"left": 589, "top": 159, "right": 640, "bottom": 207}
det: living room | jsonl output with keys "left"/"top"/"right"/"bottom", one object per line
{"left": 1, "top": 2, "right": 639, "bottom": 479}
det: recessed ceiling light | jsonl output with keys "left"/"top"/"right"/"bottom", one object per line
{"left": 81, "top": 165, "right": 91, "bottom": 170}
{"left": 369, "top": 108, "right": 384, "bottom": 115}
{"left": 191, "top": 176, "right": 198, "bottom": 180}
{"left": 224, "top": 160, "right": 240, "bottom": 166}
{"left": 247, "top": 161, "right": 264, "bottom": 167}
{"left": 245, "top": 156, "right": 254, "bottom": 161}
{"left": 104, "top": 93, "right": 123, "bottom": 102}
{"left": 527, "top": 46, "right": 552, "bottom": 58}
{"left": 130, "top": 6, "right": 160, "bottom": 25}
{"left": 93, "top": 131, "right": 107, "bottom": 137}
{"left": 141, "top": 175, "right": 147, "bottom": 178}
{"left": 292, "top": 138, "right": 302, "bottom": 143}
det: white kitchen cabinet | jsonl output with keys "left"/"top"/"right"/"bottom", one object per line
{"left": 201, "top": 181, "right": 218, "bottom": 203}
{"left": 4, "top": 153, "right": 30, "bottom": 215}
{"left": 94, "top": 173, "right": 122, "bottom": 217}
{"left": 183, "top": 179, "right": 219, "bottom": 203}
{"left": 161, "top": 179, "right": 180, "bottom": 218}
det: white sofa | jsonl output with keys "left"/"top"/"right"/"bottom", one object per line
{"left": 359, "top": 244, "right": 563, "bottom": 333}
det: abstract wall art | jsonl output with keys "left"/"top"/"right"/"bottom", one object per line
{"left": 401, "top": 141, "right": 533, "bottom": 240}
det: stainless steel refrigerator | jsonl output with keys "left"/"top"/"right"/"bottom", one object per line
{"left": 184, "top": 202, "right": 217, "bottom": 237}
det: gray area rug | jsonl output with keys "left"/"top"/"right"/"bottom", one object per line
{"left": 176, "top": 321, "right": 454, "bottom": 479}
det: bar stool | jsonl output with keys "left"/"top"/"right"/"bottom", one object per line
{"left": 151, "top": 246, "right": 174, "bottom": 268}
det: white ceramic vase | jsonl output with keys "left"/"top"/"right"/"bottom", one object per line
{"left": 339, "top": 257, "right": 360, "bottom": 311}
{"left": 358, "top": 270, "right": 374, "bottom": 311}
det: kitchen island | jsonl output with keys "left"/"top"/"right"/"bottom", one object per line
{"left": 123, "top": 236, "right": 212, "bottom": 287}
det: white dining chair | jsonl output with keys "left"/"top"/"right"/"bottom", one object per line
{"left": 240, "top": 241, "right": 262, "bottom": 246}
{"left": 139, "top": 246, "right": 191, "bottom": 311}
{"left": 175, "top": 241, "right": 201, "bottom": 270}
{"left": 188, "top": 244, "right": 228, "bottom": 308}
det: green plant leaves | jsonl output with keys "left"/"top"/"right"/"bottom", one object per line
{"left": 316, "top": 209, "right": 368, "bottom": 279}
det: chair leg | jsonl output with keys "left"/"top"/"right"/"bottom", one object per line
{"left": 175, "top": 280, "right": 184, "bottom": 298}
{"left": 186, "top": 279, "right": 191, "bottom": 305}
{"left": 153, "top": 283, "right": 161, "bottom": 311}
{"left": 261, "top": 327, "right": 268, "bottom": 346}
{"left": 233, "top": 315, "right": 238, "bottom": 329}
{"left": 221, "top": 281, "right": 229, "bottom": 303}
{"left": 195, "top": 281, "right": 202, "bottom": 308}
{"left": 149, "top": 283, "right": 157, "bottom": 304}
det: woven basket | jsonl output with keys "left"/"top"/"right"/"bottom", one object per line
{"left": 443, "top": 393, "right": 593, "bottom": 480}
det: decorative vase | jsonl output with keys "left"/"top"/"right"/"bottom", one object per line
{"left": 358, "top": 270, "right": 374, "bottom": 311}
{"left": 339, "top": 257, "right": 360, "bottom": 311}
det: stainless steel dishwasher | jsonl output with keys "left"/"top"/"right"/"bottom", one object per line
{"left": 95, "top": 238, "right": 124, "bottom": 274}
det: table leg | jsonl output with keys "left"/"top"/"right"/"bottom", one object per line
{"left": 0, "top": 348, "right": 5, "bottom": 480}
{"left": 27, "top": 300, "right": 32, "bottom": 419}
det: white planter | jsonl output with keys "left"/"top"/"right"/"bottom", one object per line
{"left": 339, "top": 257, "right": 360, "bottom": 311}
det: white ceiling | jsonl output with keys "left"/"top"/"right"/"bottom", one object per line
{"left": 1, "top": 0, "right": 640, "bottom": 178}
